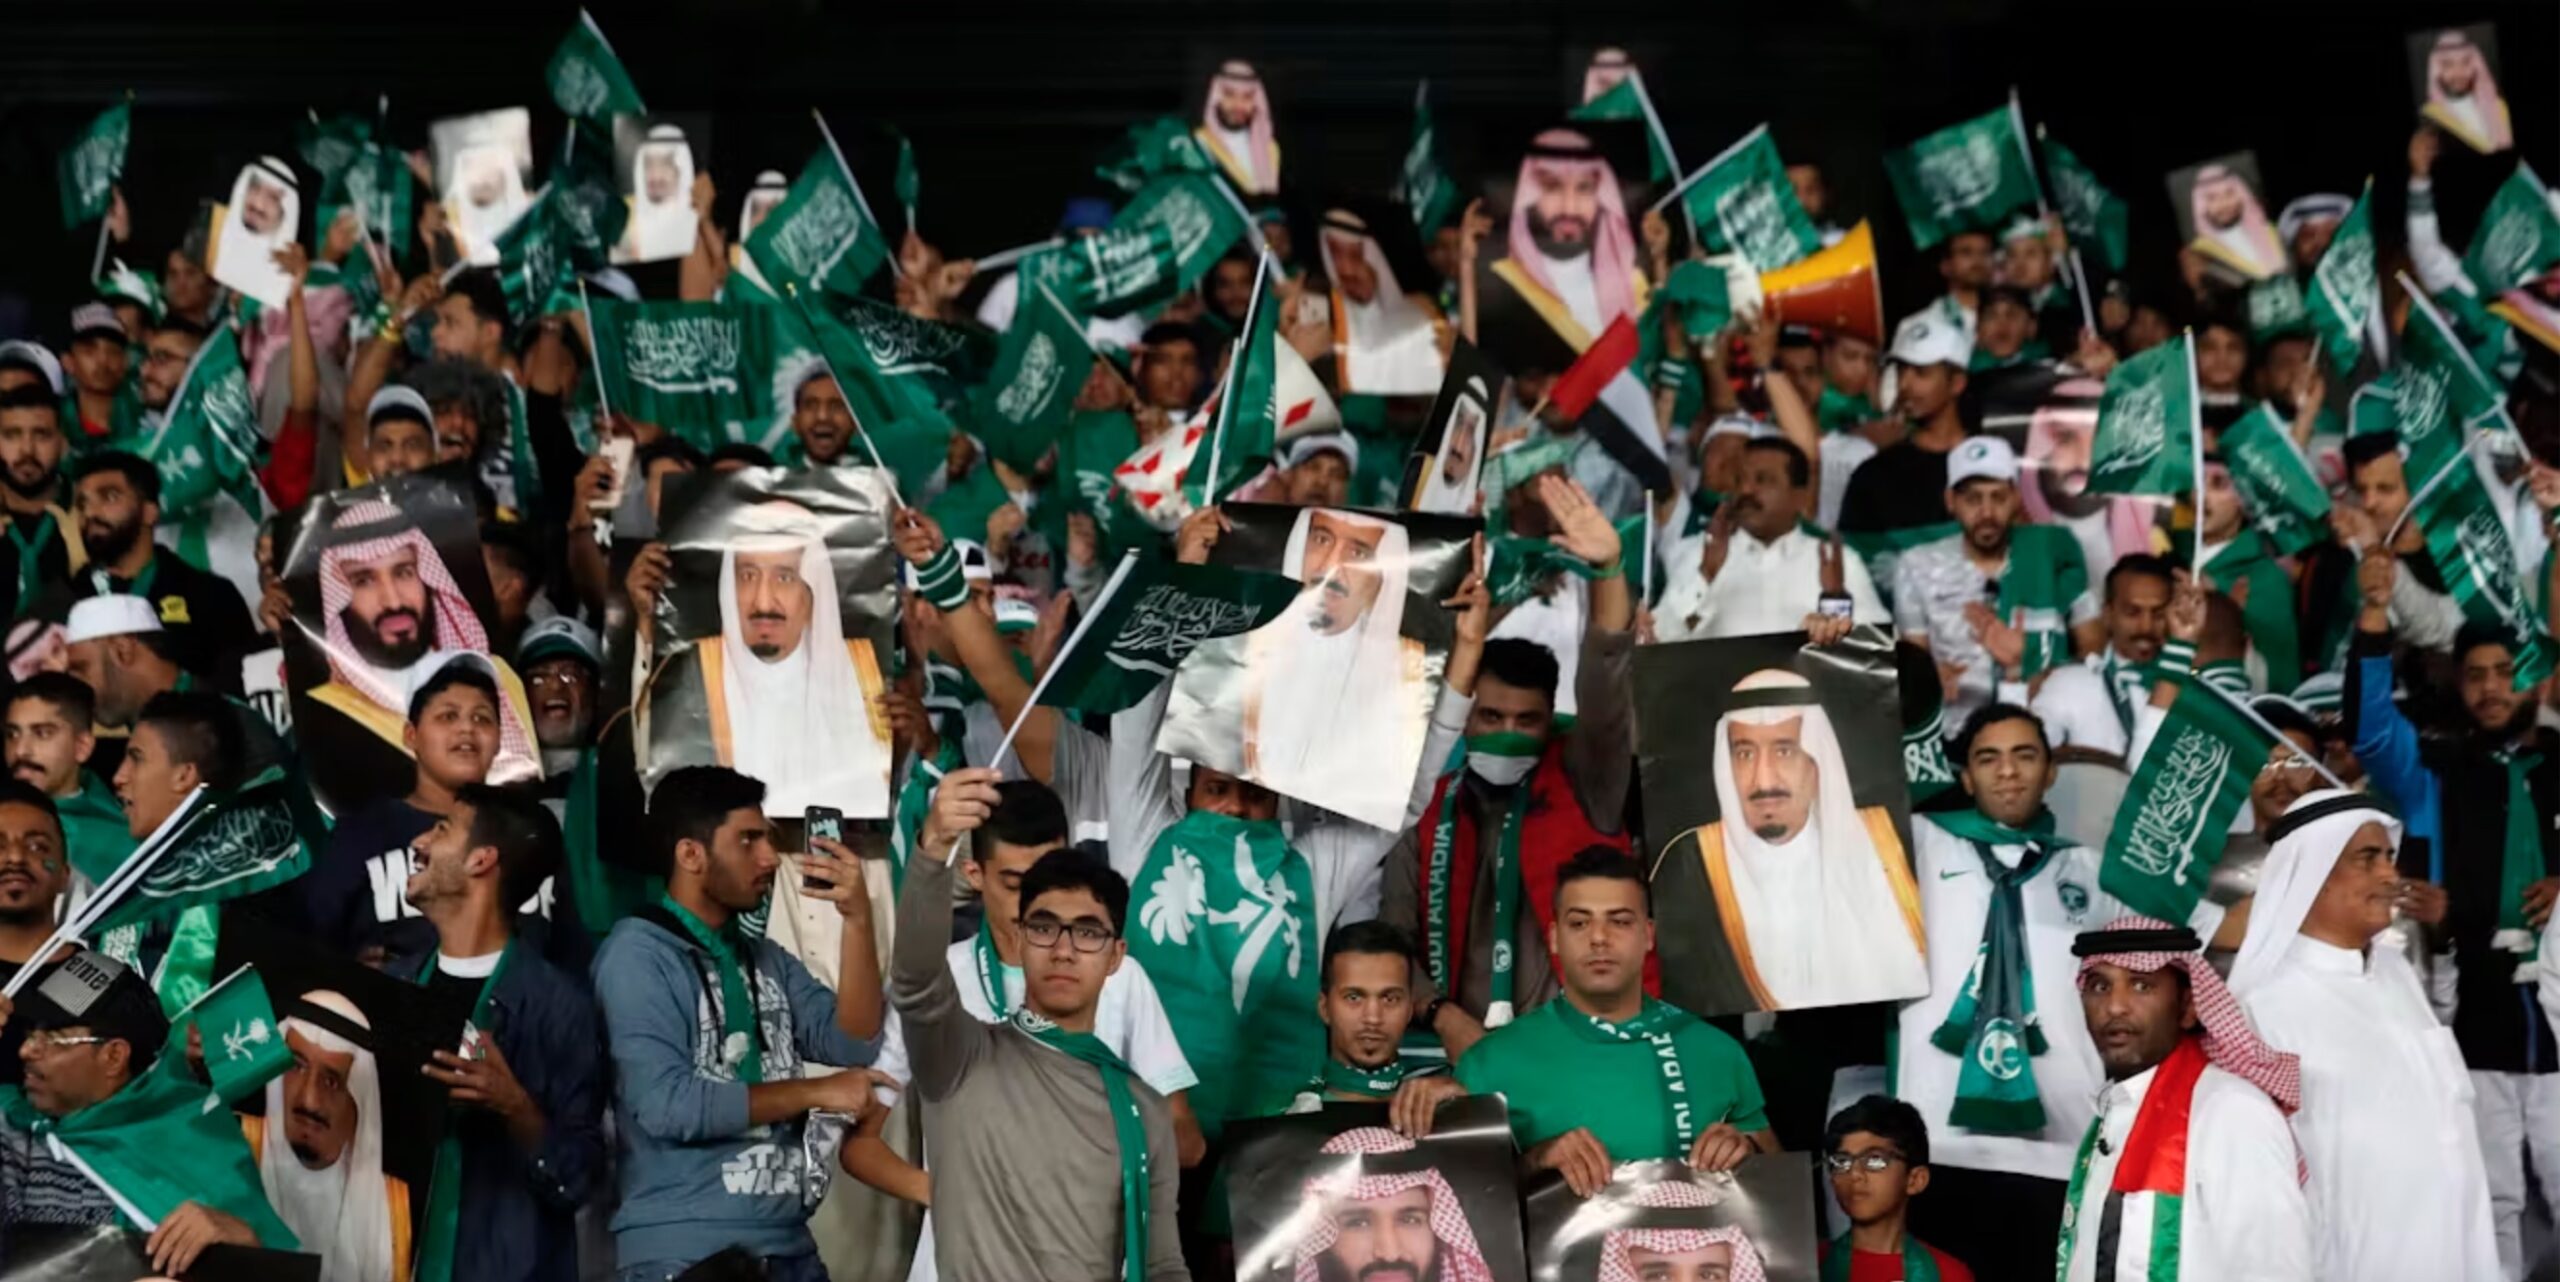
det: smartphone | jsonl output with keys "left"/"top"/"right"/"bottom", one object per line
{"left": 805, "top": 806, "right": 845, "bottom": 893}
{"left": 592, "top": 437, "right": 635, "bottom": 513}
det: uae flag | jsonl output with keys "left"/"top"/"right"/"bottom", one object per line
{"left": 1545, "top": 315, "right": 1672, "bottom": 493}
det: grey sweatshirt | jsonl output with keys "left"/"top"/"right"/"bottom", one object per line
{"left": 891, "top": 846, "right": 1189, "bottom": 1282}
{"left": 591, "top": 912, "right": 880, "bottom": 1266}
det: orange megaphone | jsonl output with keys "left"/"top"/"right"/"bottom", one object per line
{"left": 1761, "top": 220, "right": 1883, "bottom": 344}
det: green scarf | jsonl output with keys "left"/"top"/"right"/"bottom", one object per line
{"left": 1482, "top": 517, "right": 1641, "bottom": 609}
{"left": 412, "top": 941, "right": 517, "bottom": 1282}
{"left": 1922, "top": 808, "right": 2061, "bottom": 1132}
{"left": 561, "top": 748, "right": 660, "bottom": 942}
{"left": 660, "top": 895, "right": 764, "bottom": 1084}
{"left": 1995, "top": 525, "right": 2086, "bottom": 679}
{"left": 1557, "top": 997, "right": 1701, "bottom": 1153}
{"left": 1426, "top": 734, "right": 1537, "bottom": 1019}
{"left": 974, "top": 923, "right": 1017, "bottom": 1017}
{"left": 1308, "top": 1055, "right": 1441, "bottom": 1100}
{"left": 2101, "top": 650, "right": 2155, "bottom": 739}
{"left": 0, "top": 1048, "right": 296, "bottom": 1246}
{"left": 1012, "top": 1008, "right": 1150, "bottom": 1282}
{"left": 8, "top": 510, "right": 57, "bottom": 616}
{"left": 1815, "top": 385, "right": 1880, "bottom": 435}
{"left": 1821, "top": 1232, "right": 1942, "bottom": 1282}
{"left": 2495, "top": 751, "right": 2545, "bottom": 979}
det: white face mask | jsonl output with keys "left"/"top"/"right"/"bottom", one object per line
{"left": 1466, "top": 751, "right": 1538, "bottom": 787}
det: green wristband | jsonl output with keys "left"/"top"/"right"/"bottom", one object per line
{"left": 912, "top": 542, "right": 973, "bottom": 610}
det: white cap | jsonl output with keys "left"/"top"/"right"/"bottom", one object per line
{"left": 368, "top": 385, "right": 435, "bottom": 431}
{"left": 1700, "top": 413, "right": 1772, "bottom": 444}
{"left": 1888, "top": 312, "right": 1973, "bottom": 370}
{"left": 65, "top": 595, "right": 163, "bottom": 645}
{"left": 0, "top": 341, "right": 64, "bottom": 398}
{"left": 1945, "top": 435, "right": 2020, "bottom": 489}
{"left": 403, "top": 650, "right": 503, "bottom": 719}
{"left": 1282, "top": 431, "right": 1358, "bottom": 472}
{"left": 69, "top": 302, "right": 125, "bottom": 344}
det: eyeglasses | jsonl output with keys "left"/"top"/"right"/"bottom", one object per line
{"left": 22, "top": 1031, "right": 107, "bottom": 1055}
{"left": 1021, "top": 915, "right": 1115, "bottom": 953}
{"left": 1824, "top": 1150, "right": 1908, "bottom": 1175}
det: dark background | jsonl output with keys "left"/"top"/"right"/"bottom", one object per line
{"left": 0, "top": 0, "right": 2551, "bottom": 342}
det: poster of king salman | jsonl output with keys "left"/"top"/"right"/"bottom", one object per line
{"left": 1316, "top": 199, "right": 1449, "bottom": 396}
{"left": 2408, "top": 24, "right": 2512, "bottom": 154}
{"left": 1526, "top": 1157, "right": 1817, "bottom": 1282}
{"left": 1157, "top": 503, "right": 1474, "bottom": 830}
{"left": 1473, "top": 120, "right": 1655, "bottom": 378}
{"left": 209, "top": 156, "right": 301, "bottom": 310}
{"left": 278, "top": 467, "right": 540, "bottom": 818}
{"left": 1406, "top": 341, "right": 1507, "bottom": 515}
{"left": 636, "top": 465, "right": 900, "bottom": 818}
{"left": 1636, "top": 627, "right": 1926, "bottom": 1016}
{"left": 2166, "top": 153, "right": 2284, "bottom": 284}
{"left": 1198, "top": 57, "right": 1282, "bottom": 196}
{"left": 430, "top": 109, "right": 534, "bottom": 266}
{"left": 613, "top": 115, "right": 711, "bottom": 265}
{"left": 1225, "top": 1097, "right": 1527, "bottom": 1282}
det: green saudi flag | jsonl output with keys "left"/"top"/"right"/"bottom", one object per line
{"left": 0, "top": 1037, "right": 295, "bottom": 1245}
{"left": 58, "top": 100, "right": 132, "bottom": 230}
{"left": 546, "top": 9, "right": 646, "bottom": 122}
{"left": 1570, "top": 76, "right": 1678, "bottom": 183}
{"left": 1397, "top": 82, "right": 1460, "bottom": 235}
{"left": 2408, "top": 445, "right": 2556, "bottom": 688}
{"left": 490, "top": 126, "right": 626, "bottom": 327}
{"left": 893, "top": 131, "right": 919, "bottom": 227}
{"left": 1186, "top": 255, "right": 1277, "bottom": 506}
{"left": 1054, "top": 220, "right": 1182, "bottom": 319}
{"left": 2246, "top": 274, "right": 2309, "bottom": 340}
{"left": 2085, "top": 332, "right": 2200, "bottom": 497}
{"left": 324, "top": 141, "right": 414, "bottom": 256}
{"left": 1068, "top": 175, "right": 1247, "bottom": 318}
{"left": 975, "top": 275, "right": 1096, "bottom": 471}
{"left": 2464, "top": 162, "right": 2560, "bottom": 298}
{"left": 137, "top": 327, "right": 261, "bottom": 519}
{"left": 2037, "top": 132, "right": 2129, "bottom": 273}
{"left": 588, "top": 298, "right": 808, "bottom": 453}
{"left": 795, "top": 299, "right": 960, "bottom": 499}
{"left": 295, "top": 111, "right": 371, "bottom": 185}
{"left": 177, "top": 964, "right": 293, "bottom": 1111}
{"left": 2396, "top": 288, "right": 2517, "bottom": 486}
{"left": 2305, "top": 182, "right": 2378, "bottom": 378}
{"left": 2101, "top": 677, "right": 2272, "bottom": 924}
{"left": 1882, "top": 105, "right": 2040, "bottom": 250}
{"left": 2219, "top": 403, "right": 2333, "bottom": 557}
{"left": 1040, "top": 557, "right": 1304, "bottom": 714}
{"left": 1676, "top": 125, "right": 1820, "bottom": 273}
{"left": 91, "top": 767, "right": 315, "bottom": 932}
{"left": 1095, "top": 116, "right": 1222, "bottom": 193}
{"left": 745, "top": 148, "right": 887, "bottom": 300}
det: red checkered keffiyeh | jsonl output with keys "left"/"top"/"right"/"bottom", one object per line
{"left": 2074, "top": 914, "right": 2302, "bottom": 1115}
{"left": 1594, "top": 1178, "right": 1767, "bottom": 1282}
{"left": 1291, "top": 1128, "right": 1496, "bottom": 1282}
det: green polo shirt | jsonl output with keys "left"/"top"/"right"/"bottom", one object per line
{"left": 1455, "top": 996, "right": 1768, "bottom": 1159}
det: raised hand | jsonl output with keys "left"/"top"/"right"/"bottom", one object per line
{"left": 1539, "top": 473, "right": 1621, "bottom": 569}
{"left": 1175, "top": 505, "right": 1228, "bottom": 566}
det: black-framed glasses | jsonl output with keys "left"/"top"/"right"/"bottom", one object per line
{"left": 1824, "top": 1150, "right": 1908, "bottom": 1174}
{"left": 1021, "top": 915, "right": 1114, "bottom": 953}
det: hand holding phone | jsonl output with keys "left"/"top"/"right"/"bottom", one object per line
{"left": 804, "top": 806, "right": 845, "bottom": 893}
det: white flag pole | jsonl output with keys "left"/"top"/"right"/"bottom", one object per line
{"left": 1201, "top": 252, "right": 1272, "bottom": 505}
{"left": 2384, "top": 444, "right": 2472, "bottom": 551}
{"left": 3, "top": 785, "right": 210, "bottom": 999}
{"left": 2195, "top": 679, "right": 2349, "bottom": 792}
{"left": 1627, "top": 72, "right": 1696, "bottom": 244}
{"left": 575, "top": 279, "right": 615, "bottom": 425}
{"left": 947, "top": 550, "right": 1142, "bottom": 865}
{"left": 974, "top": 236, "right": 1064, "bottom": 274}
{"left": 1644, "top": 122, "right": 1768, "bottom": 218}
{"left": 812, "top": 108, "right": 900, "bottom": 279}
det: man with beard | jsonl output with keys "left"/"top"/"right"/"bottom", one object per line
{"left": 4, "top": 673, "right": 133, "bottom": 899}
{"left": 135, "top": 317, "right": 206, "bottom": 416}
{"left": 1474, "top": 129, "right": 1646, "bottom": 352}
{"left": 69, "top": 450, "right": 257, "bottom": 680}
{"left": 302, "top": 653, "right": 565, "bottom": 968}
{"left": 62, "top": 594, "right": 186, "bottom": 786}
{"left": 514, "top": 615, "right": 654, "bottom": 944}
{"left": 1897, "top": 230, "right": 1994, "bottom": 346}
{"left": 1288, "top": 923, "right": 1463, "bottom": 1130}
{"left": 2030, "top": 554, "right": 2175, "bottom": 758}
{"left": 2184, "top": 164, "right": 2285, "bottom": 282}
{"left": 2419, "top": 28, "right": 2511, "bottom": 155}
{"left": 63, "top": 301, "right": 138, "bottom": 445}
{"left": 2346, "top": 582, "right": 2560, "bottom": 1280}
{"left": 1892, "top": 436, "right": 2101, "bottom": 729}
{"left": 0, "top": 386, "right": 80, "bottom": 617}
{"left": 1592, "top": 1179, "right": 1773, "bottom": 1282}
{"left": 1656, "top": 438, "right": 1886, "bottom": 642}
{"left": 1290, "top": 1127, "right": 1496, "bottom": 1282}
{"left": 1197, "top": 59, "right": 1281, "bottom": 196}
{"left": 0, "top": 780, "right": 72, "bottom": 1082}
{"left": 518, "top": 616, "right": 599, "bottom": 796}
{"left": 1836, "top": 319, "right": 1972, "bottom": 561}
{"left": 391, "top": 783, "right": 604, "bottom": 1282}
{"left": 1318, "top": 210, "right": 1448, "bottom": 396}
{"left": 1997, "top": 216, "right": 2080, "bottom": 352}
{"left": 361, "top": 386, "right": 440, "bottom": 482}
{"left": 248, "top": 989, "right": 411, "bottom": 1282}
{"left": 2275, "top": 193, "right": 2354, "bottom": 276}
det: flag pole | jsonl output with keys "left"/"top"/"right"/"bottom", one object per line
{"left": 575, "top": 279, "right": 615, "bottom": 426}
{"left": 812, "top": 108, "right": 900, "bottom": 279}
{"left": 1645, "top": 121, "right": 1767, "bottom": 218}
{"left": 2383, "top": 444, "right": 2472, "bottom": 551}
{"left": 1202, "top": 252, "right": 1272, "bottom": 504}
{"left": 949, "top": 550, "right": 1142, "bottom": 865}
{"left": 2398, "top": 270, "right": 2520, "bottom": 437}
{"left": 1639, "top": 505, "right": 1655, "bottom": 607}
{"left": 1627, "top": 73, "right": 1697, "bottom": 244}
{"left": 2194, "top": 678, "right": 2349, "bottom": 792}
{"left": 3, "top": 786, "right": 211, "bottom": 999}
{"left": 2185, "top": 330, "right": 2205, "bottom": 577}
{"left": 90, "top": 214, "right": 112, "bottom": 284}
{"left": 974, "top": 236, "right": 1064, "bottom": 274}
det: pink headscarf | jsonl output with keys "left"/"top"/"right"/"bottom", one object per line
{"left": 1594, "top": 1179, "right": 1767, "bottom": 1282}
{"left": 1289, "top": 1128, "right": 1496, "bottom": 1282}
{"left": 1203, "top": 61, "right": 1279, "bottom": 195}
{"left": 1508, "top": 129, "right": 1639, "bottom": 333}
{"left": 2426, "top": 31, "right": 2511, "bottom": 151}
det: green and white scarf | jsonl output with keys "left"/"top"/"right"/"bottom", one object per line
{"left": 1558, "top": 997, "right": 1701, "bottom": 1153}
{"left": 1426, "top": 733, "right": 1537, "bottom": 1023}
{"left": 1013, "top": 1008, "right": 1151, "bottom": 1282}
{"left": 1308, "top": 1055, "right": 1444, "bottom": 1101}
{"left": 660, "top": 895, "right": 764, "bottom": 1083}
{"left": 1923, "top": 809, "right": 2061, "bottom": 1132}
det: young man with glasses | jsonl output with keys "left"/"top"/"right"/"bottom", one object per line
{"left": 892, "top": 765, "right": 1189, "bottom": 1281}
{"left": 1818, "top": 1095, "right": 1973, "bottom": 1281}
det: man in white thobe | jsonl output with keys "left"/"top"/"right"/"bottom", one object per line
{"left": 2231, "top": 789, "right": 2503, "bottom": 1282}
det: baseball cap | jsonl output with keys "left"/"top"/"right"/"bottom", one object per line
{"left": 404, "top": 650, "right": 505, "bottom": 722}
{"left": 1945, "top": 435, "right": 2020, "bottom": 489}
{"left": 64, "top": 595, "right": 162, "bottom": 645}
{"left": 517, "top": 615, "right": 602, "bottom": 671}
{"left": 367, "top": 385, "right": 435, "bottom": 432}
{"left": 16, "top": 948, "right": 170, "bottom": 1072}
{"left": 1282, "top": 431, "right": 1358, "bottom": 472}
{"left": 1888, "top": 313, "right": 1973, "bottom": 370}
{"left": 69, "top": 302, "right": 126, "bottom": 345}
{"left": 0, "top": 341, "right": 64, "bottom": 398}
